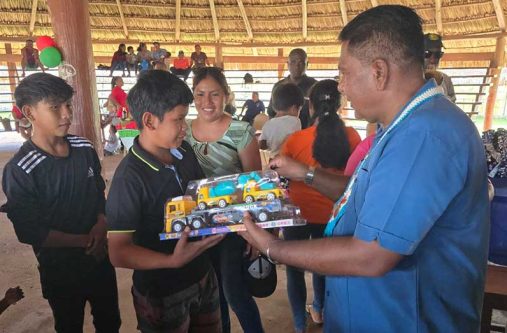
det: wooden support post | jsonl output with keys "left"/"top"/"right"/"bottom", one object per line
{"left": 277, "top": 48, "right": 284, "bottom": 80}
{"left": 5, "top": 43, "right": 18, "bottom": 99}
{"left": 46, "top": 0, "right": 101, "bottom": 153}
{"left": 215, "top": 45, "right": 223, "bottom": 68}
{"left": 484, "top": 36, "right": 505, "bottom": 131}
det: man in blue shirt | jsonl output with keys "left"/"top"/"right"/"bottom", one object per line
{"left": 240, "top": 92, "right": 265, "bottom": 125}
{"left": 239, "top": 5, "right": 489, "bottom": 333}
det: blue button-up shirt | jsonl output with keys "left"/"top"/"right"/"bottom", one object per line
{"left": 325, "top": 80, "right": 490, "bottom": 333}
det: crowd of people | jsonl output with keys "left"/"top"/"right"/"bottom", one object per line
{"left": 2, "top": 4, "right": 491, "bottom": 333}
{"left": 108, "top": 42, "right": 210, "bottom": 80}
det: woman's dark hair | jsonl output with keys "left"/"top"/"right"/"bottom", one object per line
{"left": 127, "top": 70, "right": 193, "bottom": 129}
{"left": 118, "top": 43, "right": 125, "bottom": 52}
{"left": 14, "top": 72, "right": 74, "bottom": 109}
{"left": 110, "top": 125, "right": 117, "bottom": 133}
{"left": 111, "top": 76, "right": 121, "bottom": 90}
{"left": 309, "top": 79, "right": 350, "bottom": 169}
{"left": 272, "top": 83, "right": 304, "bottom": 112}
{"left": 192, "top": 67, "right": 230, "bottom": 97}
{"left": 137, "top": 42, "right": 146, "bottom": 52}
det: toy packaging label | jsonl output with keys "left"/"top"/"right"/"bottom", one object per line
{"left": 159, "top": 170, "right": 306, "bottom": 240}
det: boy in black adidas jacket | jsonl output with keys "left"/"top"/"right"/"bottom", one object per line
{"left": 2, "top": 73, "right": 121, "bottom": 333}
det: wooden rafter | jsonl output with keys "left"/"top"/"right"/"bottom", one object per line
{"left": 115, "top": 0, "right": 129, "bottom": 38}
{"left": 237, "top": 0, "right": 253, "bottom": 40}
{"left": 435, "top": 0, "right": 443, "bottom": 35}
{"left": 491, "top": 0, "right": 506, "bottom": 31}
{"left": 29, "top": 0, "right": 38, "bottom": 35}
{"left": 302, "top": 0, "right": 308, "bottom": 40}
{"left": 484, "top": 36, "right": 505, "bottom": 130}
{"left": 370, "top": 0, "right": 378, "bottom": 7}
{"left": 208, "top": 0, "right": 220, "bottom": 41}
{"left": 175, "top": 0, "right": 181, "bottom": 41}
{"left": 339, "top": 0, "right": 348, "bottom": 26}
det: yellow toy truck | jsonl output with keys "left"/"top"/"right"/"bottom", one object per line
{"left": 242, "top": 180, "right": 286, "bottom": 203}
{"left": 165, "top": 196, "right": 207, "bottom": 232}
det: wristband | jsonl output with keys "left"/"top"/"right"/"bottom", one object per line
{"left": 266, "top": 241, "right": 280, "bottom": 265}
{"left": 304, "top": 166, "right": 316, "bottom": 185}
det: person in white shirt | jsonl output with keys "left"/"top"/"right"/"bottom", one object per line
{"left": 260, "top": 83, "right": 304, "bottom": 157}
{"left": 104, "top": 125, "right": 120, "bottom": 156}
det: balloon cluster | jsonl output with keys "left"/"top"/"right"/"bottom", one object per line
{"left": 36, "top": 36, "right": 61, "bottom": 68}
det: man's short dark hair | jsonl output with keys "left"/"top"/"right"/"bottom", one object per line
{"left": 14, "top": 73, "right": 74, "bottom": 109}
{"left": 272, "top": 83, "right": 304, "bottom": 112}
{"left": 127, "top": 70, "right": 193, "bottom": 129}
{"left": 339, "top": 5, "right": 424, "bottom": 70}
{"left": 288, "top": 48, "right": 307, "bottom": 61}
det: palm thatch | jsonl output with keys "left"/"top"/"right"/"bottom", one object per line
{"left": 0, "top": 0, "right": 506, "bottom": 68}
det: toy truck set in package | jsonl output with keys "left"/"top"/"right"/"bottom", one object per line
{"left": 159, "top": 170, "right": 306, "bottom": 240}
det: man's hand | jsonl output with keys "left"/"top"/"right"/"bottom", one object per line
{"left": 86, "top": 214, "right": 108, "bottom": 260}
{"left": 268, "top": 155, "right": 309, "bottom": 181}
{"left": 238, "top": 212, "right": 278, "bottom": 254}
{"left": 244, "top": 242, "right": 261, "bottom": 260}
{"left": 171, "top": 228, "right": 224, "bottom": 268}
{"left": 4, "top": 287, "right": 24, "bottom": 305}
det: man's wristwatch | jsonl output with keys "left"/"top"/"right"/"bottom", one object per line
{"left": 304, "top": 166, "right": 316, "bottom": 185}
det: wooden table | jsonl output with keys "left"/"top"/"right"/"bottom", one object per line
{"left": 481, "top": 264, "right": 507, "bottom": 333}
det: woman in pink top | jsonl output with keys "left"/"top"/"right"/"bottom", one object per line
{"left": 344, "top": 134, "right": 375, "bottom": 176}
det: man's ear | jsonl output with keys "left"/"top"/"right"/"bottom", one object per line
{"left": 21, "top": 105, "right": 34, "bottom": 121}
{"left": 371, "top": 59, "right": 389, "bottom": 91}
{"left": 142, "top": 112, "right": 157, "bottom": 130}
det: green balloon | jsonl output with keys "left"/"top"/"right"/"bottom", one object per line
{"left": 40, "top": 47, "right": 62, "bottom": 68}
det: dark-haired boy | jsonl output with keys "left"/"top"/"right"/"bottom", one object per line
{"left": 106, "top": 70, "right": 224, "bottom": 333}
{"left": 2, "top": 73, "right": 121, "bottom": 333}
{"left": 260, "top": 82, "right": 304, "bottom": 157}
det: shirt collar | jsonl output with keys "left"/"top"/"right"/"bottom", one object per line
{"left": 131, "top": 136, "right": 184, "bottom": 172}
{"left": 376, "top": 79, "right": 440, "bottom": 135}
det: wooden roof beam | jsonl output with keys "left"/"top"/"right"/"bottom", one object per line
{"left": 302, "top": 0, "right": 308, "bottom": 40}
{"left": 175, "top": 0, "right": 181, "bottom": 41}
{"left": 339, "top": 0, "right": 348, "bottom": 26}
{"left": 115, "top": 0, "right": 129, "bottom": 38}
{"left": 435, "top": 0, "right": 443, "bottom": 35}
{"left": 236, "top": 0, "right": 253, "bottom": 40}
{"left": 370, "top": 0, "right": 378, "bottom": 7}
{"left": 29, "top": 0, "right": 38, "bottom": 35}
{"left": 492, "top": 0, "right": 506, "bottom": 31}
{"left": 208, "top": 0, "right": 220, "bottom": 41}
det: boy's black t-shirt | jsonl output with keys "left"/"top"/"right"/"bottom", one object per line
{"left": 2, "top": 135, "right": 107, "bottom": 297}
{"left": 106, "top": 138, "right": 210, "bottom": 297}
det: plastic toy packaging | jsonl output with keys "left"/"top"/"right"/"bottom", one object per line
{"left": 160, "top": 170, "right": 306, "bottom": 240}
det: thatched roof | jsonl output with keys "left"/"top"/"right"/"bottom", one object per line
{"left": 0, "top": 0, "right": 507, "bottom": 67}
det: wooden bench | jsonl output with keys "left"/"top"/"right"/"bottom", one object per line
{"left": 481, "top": 264, "right": 507, "bottom": 333}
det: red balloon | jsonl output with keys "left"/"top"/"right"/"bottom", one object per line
{"left": 36, "top": 36, "right": 56, "bottom": 50}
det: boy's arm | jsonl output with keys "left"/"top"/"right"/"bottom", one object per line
{"left": 86, "top": 151, "right": 108, "bottom": 258}
{"left": 108, "top": 230, "right": 223, "bottom": 269}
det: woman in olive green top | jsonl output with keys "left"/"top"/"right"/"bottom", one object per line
{"left": 186, "top": 67, "right": 264, "bottom": 333}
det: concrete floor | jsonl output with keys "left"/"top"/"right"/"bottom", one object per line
{"left": 0, "top": 131, "right": 323, "bottom": 333}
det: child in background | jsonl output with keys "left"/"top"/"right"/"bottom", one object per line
{"left": 2, "top": 73, "right": 121, "bottom": 332}
{"left": 104, "top": 125, "right": 119, "bottom": 156}
{"left": 126, "top": 46, "right": 138, "bottom": 77}
{"left": 106, "top": 70, "right": 223, "bottom": 333}
{"left": 260, "top": 82, "right": 304, "bottom": 157}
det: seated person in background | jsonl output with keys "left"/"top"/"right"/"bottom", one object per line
{"left": 109, "top": 43, "right": 127, "bottom": 77}
{"left": 106, "top": 70, "right": 223, "bottom": 333}
{"left": 170, "top": 50, "right": 192, "bottom": 81}
{"left": 126, "top": 46, "right": 138, "bottom": 77}
{"left": 11, "top": 104, "right": 31, "bottom": 140}
{"left": 190, "top": 44, "right": 210, "bottom": 70}
{"left": 240, "top": 92, "right": 265, "bottom": 125}
{"left": 137, "top": 42, "right": 152, "bottom": 72}
{"left": 424, "top": 33, "right": 456, "bottom": 102}
{"left": 20, "top": 39, "right": 44, "bottom": 77}
{"left": 151, "top": 42, "right": 169, "bottom": 66}
{"left": 104, "top": 125, "right": 119, "bottom": 156}
{"left": 259, "top": 83, "right": 303, "bottom": 157}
